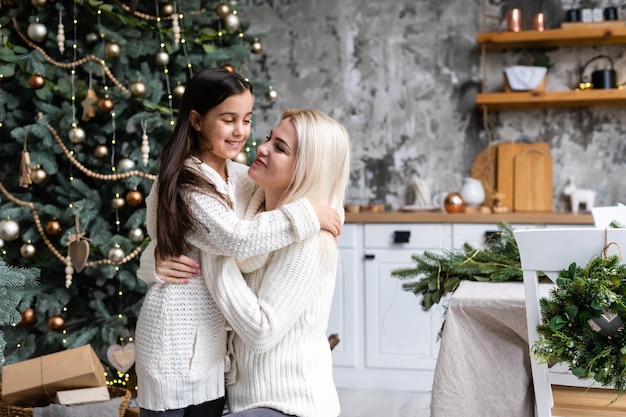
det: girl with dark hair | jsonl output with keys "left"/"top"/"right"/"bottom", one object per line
{"left": 134, "top": 69, "right": 341, "bottom": 417}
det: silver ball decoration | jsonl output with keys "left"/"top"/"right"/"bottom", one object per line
{"left": 156, "top": 51, "right": 170, "bottom": 66}
{"left": 172, "top": 83, "right": 186, "bottom": 100}
{"left": 94, "top": 144, "right": 109, "bottom": 158}
{"left": 0, "top": 238, "right": 4, "bottom": 250}
{"left": 161, "top": 2, "right": 175, "bottom": 16}
{"left": 234, "top": 152, "right": 247, "bottom": 164}
{"left": 86, "top": 32, "right": 99, "bottom": 44}
{"left": 27, "top": 22, "right": 48, "bottom": 43}
{"left": 30, "top": 166, "right": 48, "bottom": 184}
{"left": 20, "top": 242, "right": 36, "bottom": 258}
{"left": 108, "top": 246, "right": 125, "bottom": 263}
{"left": 224, "top": 14, "right": 240, "bottom": 32}
{"left": 117, "top": 158, "right": 136, "bottom": 171}
{"left": 216, "top": 2, "right": 231, "bottom": 19}
{"left": 265, "top": 86, "right": 278, "bottom": 103}
{"left": 251, "top": 38, "right": 263, "bottom": 54}
{"left": 69, "top": 127, "right": 86, "bottom": 144}
{"left": 131, "top": 81, "right": 147, "bottom": 97}
{"left": 104, "top": 42, "right": 121, "bottom": 59}
{"left": 0, "top": 219, "right": 20, "bottom": 241}
{"left": 111, "top": 197, "right": 125, "bottom": 210}
{"left": 128, "top": 227, "right": 145, "bottom": 243}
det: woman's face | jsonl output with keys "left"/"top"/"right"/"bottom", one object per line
{"left": 248, "top": 117, "right": 298, "bottom": 194}
{"left": 190, "top": 90, "right": 253, "bottom": 166}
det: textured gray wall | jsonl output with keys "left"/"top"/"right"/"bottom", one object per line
{"left": 243, "top": 0, "right": 626, "bottom": 211}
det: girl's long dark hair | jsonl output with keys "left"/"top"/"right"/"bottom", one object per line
{"left": 156, "top": 68, "right": 253, "bottom": 259}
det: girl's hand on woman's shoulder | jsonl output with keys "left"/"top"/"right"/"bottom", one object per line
{"left": 156, "top": 253, "right": 201, "bottom": 284}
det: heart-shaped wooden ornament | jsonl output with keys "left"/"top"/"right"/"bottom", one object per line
{"left": 68, "top": 239, "right": 90, "bottom": 272}
{"left": 106, "top": 342, "right": 136, "bottom": 373}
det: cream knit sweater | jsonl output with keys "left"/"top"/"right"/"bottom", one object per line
{"left": 204, "top": 188, "right": 341, "bottom": 417}
{"left": 135, "top": 157, "right": 321, "bottom": 411}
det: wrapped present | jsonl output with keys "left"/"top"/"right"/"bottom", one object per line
{"left": 1, "top": 344, "right": 106, "bottom": 407}
{"left": 55, "top": 386, "right": 110, "bottom": 405}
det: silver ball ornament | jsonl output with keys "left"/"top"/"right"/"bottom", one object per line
{"left": 111, "top": 197, "right": 125, "bottom": 210}
{"left": 251, "top": 38, "right": 263, "bottom": 54}
{"left": 20, "top": 242, "right": 36, "bottom": 258}
{"left": 108, "top": 246, "right": 125, "bottom": 263}
{"left": 0, "top": 238, "right": 4, "bottom": 250}
{"left": 104, "top": 42, "right": 121, "bottom": 59}
{"left": 224, "top": 14, "right": 240, "bottom": 32}
{"left": 128, "top": 227, "right": 145, "bottom": 243}
{"left": 86, "top": 32, "right": 99, "bottom": 44}
{"left": 234, "top": 152, "right": 247, "bottom": 164}
{"left": 94, "top": 144, "right": 109, "bottom": 158}
{"left": 265, "top": 86, "right": 278, "bottom": 103}
{"left": 0, "top": 219, "right": 20, "bottom": 241}
{"left": 30, "top": 166, "right": 48, "bottom": 184}
{"left": 216, "top": 3, "right": 231, "bottom": 19}
{"left": 172, "top": 83, "right": 186, "bottom": 100}
{"left": 117, "top": 158, "right": 136, "bottom": 171}
{"left": 69, "top": 127, "right": 86, "bottom": 144}
{"left": 131, "top": 81, "right": 147, "bottom": 97}
{"left": 156, "top": 51, "right": 170, "bottom": 66}
{"left": 27, "top": 22, "right": 48, "bottom": 43}
{"left": 161, "top": 2, "right": 175, "bottom": 16}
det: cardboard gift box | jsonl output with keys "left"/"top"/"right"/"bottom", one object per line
{"left": 55, "top": 385, "right": 110, "bottom": 405}
{"left": 1, "top": 344, "right": 106, "bottom": 407}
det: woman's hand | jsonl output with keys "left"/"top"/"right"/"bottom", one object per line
{"left": 156, "top": 252, "right": 201, "bottom": 284}
{"left": 312, "top": 203, "right": 342, "bottom": 239}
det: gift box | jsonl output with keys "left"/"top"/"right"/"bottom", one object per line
{"left": 1, "top": 344, "right": 106, "bottom": 407}
{"left": 55, "top": 385, "right": 110, "bottom": 405}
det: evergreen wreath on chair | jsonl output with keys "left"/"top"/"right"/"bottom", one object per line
{"left": 533, "top": 247, "right": 626, "bottom": 394}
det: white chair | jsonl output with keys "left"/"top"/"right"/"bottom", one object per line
{"left": 513, "top": 228, "right": 623, "bottom": 417}
{"left": 591, "top": 205, "right": 626, "bottom": 228}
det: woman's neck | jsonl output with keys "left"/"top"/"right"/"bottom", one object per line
{"left": 263, "top": 190, "right": 284, "bottom": 211}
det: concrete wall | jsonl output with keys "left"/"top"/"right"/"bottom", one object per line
{"left": 243, "top": 0, "right": 626, "bottom": 211}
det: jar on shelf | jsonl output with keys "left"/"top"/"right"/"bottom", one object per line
{"left": 460, "top": 177, "right": 485, "bottom": 207}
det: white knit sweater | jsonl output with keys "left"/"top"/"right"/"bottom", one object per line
{"left": 135, "top": 157, "right": 321, "bottom": 411}
{"left": 203, "top": 188, "right": 341, "bottom": 417}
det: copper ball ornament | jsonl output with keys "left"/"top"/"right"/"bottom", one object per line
{"left": 216, "top": 2, "right": 231, "bottom": 19}
{"left": 27, "top": 22, "right": 47, "bottom": 42}
{"left": 130, "top": 81, "right": 147, "bottom": 97}
{"left": 69, "top": 127, "right": 86, "bottom": 144}
{"left": 250, "top": 38, "right": 263, "bottom": 54}
{"left": 443, "top": 192, "right": 465, "bottom": 213}
{"left": 45, "top": 219, "right": 62, "bottom": 236}
{"left": 28, "top": 74, "right": 45, "bottom": 89}
{"left": 31, "top": 0, "right": 47, "bottom": 6}
{"left": 20, "top": 308, "right": 37, "bottom": 326}
{"left": 20, "top": 242, "right": 36, "bottom": 258}
{"left": 125, "top": 190, "right": 143, "bottom": 207}
{"left": 104, "top": 42, "right": 121, "bottom": 59}
{"left": 30, "top": 166, "right": 48, "bottom": 184}
{"left": 0, "top": 219, "right": 20, "bottom": 241}
{"left": 98, "top": 97, "right": 115, "bottom": 113}
{"left": 172, "top": 83, "right": 186, "bottom": 100}
{"left": 48, "top": 314, "right": 65, "bottom": 331}
{"left": 222, "top": 64, "right": 235, "bottom": 73}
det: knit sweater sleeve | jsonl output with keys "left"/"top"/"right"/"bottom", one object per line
{"left": 204, "top": 234, "right": 330, "bottom": 353}
{"left": 186, "top": 191, "right": 320, "bottom": 258}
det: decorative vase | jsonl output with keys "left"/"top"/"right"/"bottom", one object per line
{"left": 459, "top": 177, "right": 485, "bottom": 207}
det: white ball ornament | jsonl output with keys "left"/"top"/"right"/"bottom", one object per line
{"left": 69, "top": 127, "right": 86, "bottom": 144}
{"left": 111, "top": 197, "right": 125, "bottom": 210}
{"left": 224, "top": 14, "right": 240, "bottom": 32}
{"left": 117, "top": 158, "right": 136, "bottom": 171}
{"left": 20, "top": 242, "right": 36, "bottom": 258}
{"left": 216, "top": 3, "right": 231, "bottom": 19}
{"left": 128, "top": 227, "right": 145, "bottom": 243}
{"left": 108, "top": 246, "right": 125, "bottom": 263}
{"left": 156, "top": 51, "right": 170, "bottom": 66}
{"left": 265, "top": 86, "right": 278, "bottom": 103}
{"left": 130, "top": 81, "right": 147, "bottom": 97}
{"left": 27, "top": 22, "right": 48, "bottom": 43}
{"left": 0, "top": 238, "right": 4, "bottom": 250}
{"left": 172, "top": 83, "right": 186, "bottom": 100}
{"left": 0, "top": 219, "right": 20, "bottom": 241}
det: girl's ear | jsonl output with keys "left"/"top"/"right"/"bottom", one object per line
{"left": 189, "top": 110, "right": 200, "bottom": 131}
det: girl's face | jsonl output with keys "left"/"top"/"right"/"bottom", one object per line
{"left": 190, "top": 90, "right": 253, "bottom": 167}
{"left": 248, "top": 117, "right": 298, "bottom": 195}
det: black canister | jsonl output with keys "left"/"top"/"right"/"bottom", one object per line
{"left": 566, "top": 9, "right": 581, "bottom": 22}
{"left": 604, "top": 7, "right": 618, "bottom": 21}
{"left": 591, "top": 69, "right": 617, "bottom": 89}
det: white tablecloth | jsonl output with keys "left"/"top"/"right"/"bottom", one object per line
{"left": 430, "top": 280, "right": 553, "bottom": 417}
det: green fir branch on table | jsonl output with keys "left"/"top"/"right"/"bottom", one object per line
{"left": 533, "top": 255, "right": 626, "bottom": 396}
{"left": 391, "top": 222, "right": 522, "bottom": 311}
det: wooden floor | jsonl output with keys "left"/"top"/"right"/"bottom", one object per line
{"left": 337, "top": 388, "right": 431, "bottom": 417}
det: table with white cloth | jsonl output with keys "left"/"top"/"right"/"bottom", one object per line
{"left": 430, "top": 280, "right": 552, "bottom": 417}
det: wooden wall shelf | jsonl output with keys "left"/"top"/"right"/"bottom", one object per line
{"left": 477, "top": 25, "right": 626, "bottom": 49}
{"left": 476, "top": 88, "right": 626, "bottom": 111}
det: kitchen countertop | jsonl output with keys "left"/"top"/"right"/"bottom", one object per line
{"left": 345, "top": 211, "right": 594, "bottom": 224}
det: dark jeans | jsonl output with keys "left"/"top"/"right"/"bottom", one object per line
{"left": 140, "top": 397, "right": 226, "bottom": 417}
{"left": 227, "top": 408, "right": 294, "bottom": 417}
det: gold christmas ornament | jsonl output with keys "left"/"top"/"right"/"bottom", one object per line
{"left": 93, "top": 144, "right": 109, "bottom": 158}
{"left": 444, "top": 192, "right": 465, "bottom": 213}
{"left": 30, "top": 165, "right": 48, "bottom": 184}
{"left": 265, "top": 86, "right": 278, "bottom": 103}
{"left": 224, "top": 14, "right": 240, "bottom": 32}
{"left": 45, "top": 219, "right": 62, "bottom": 236}
{"left": 222, "top": 64, "right": 235, "bottom": 73}
{"left": 172, "top": 83, "right": 186, "bottom": 100}
{"left": 128, "top": 227, "right": 144, "bottom": 243}
{"left": 0, "top": 219, "right": 20, "bottom": 241}
{"left": 31, "top": 0, "right": 47, "bottom": 6}
{"left": 28, "top": 74, "right": 45, "bottom": 89}
{"left": 130, "top": 81, "right": 147, "bottom": 97}
{"left": 104, "top": 41, "right": 121, "bottom": 59}
{"left": 98, "top": 97, "right": 115, "bottom": 113}
{"left": 27, "top": 21, "right": 47, "bottom": 42}
{"left": 216, "top": 2, "right": 231, "bottom": 19}
{"left": 20, "top": 241, "right": 36, "bottom": 258}
{"left": 251, "top": 38, "right": 263, "bottom": 54}
{"left": 81, "top": 88, "right": 98, "bottom": 121}
{"left": 160, "top": 2, "right": 175, "bottom": 16}
{"left": 111, "top": 196, "right": 125, "bottom": 210}
{"left": 125, "top": 189, "right": 143, "bottom": 207}
{"left": 108, "top": 245, "right": 125, "bottom": 263}
{"left": 48, "top": 314, "right": 65, "bottom": 331}
{"left": 68, "top": 126, "right": 86, "bottom": 144}
{"left": 156, "top": 50, "right": 170, "bottom": 66}
{"left": 20, "top": 308, "right": 37, "bottom": 326}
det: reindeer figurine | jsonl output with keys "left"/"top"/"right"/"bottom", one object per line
{"left": 563, "top": 177, "right": 596, "bottom": 214}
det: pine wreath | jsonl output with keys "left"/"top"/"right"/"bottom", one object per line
{"left": 533, "top": 254, "right": 626, "bottom": 393}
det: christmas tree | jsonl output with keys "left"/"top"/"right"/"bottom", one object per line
{"left": 0, "top": 0, "right": 274, "bottom": 384}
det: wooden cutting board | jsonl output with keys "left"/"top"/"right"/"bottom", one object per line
{"left": 513, "top": 147, "right": 553, "bottom": 212}
{"left": 496, "top": 142, "right": 550, "bottom": 210}
{"left": 469, "top": 144, "right": 498, "bottom": 207}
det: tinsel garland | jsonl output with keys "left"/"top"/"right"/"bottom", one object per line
{"left": 534, "top": 255, "right": 626, "bottom": 394}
